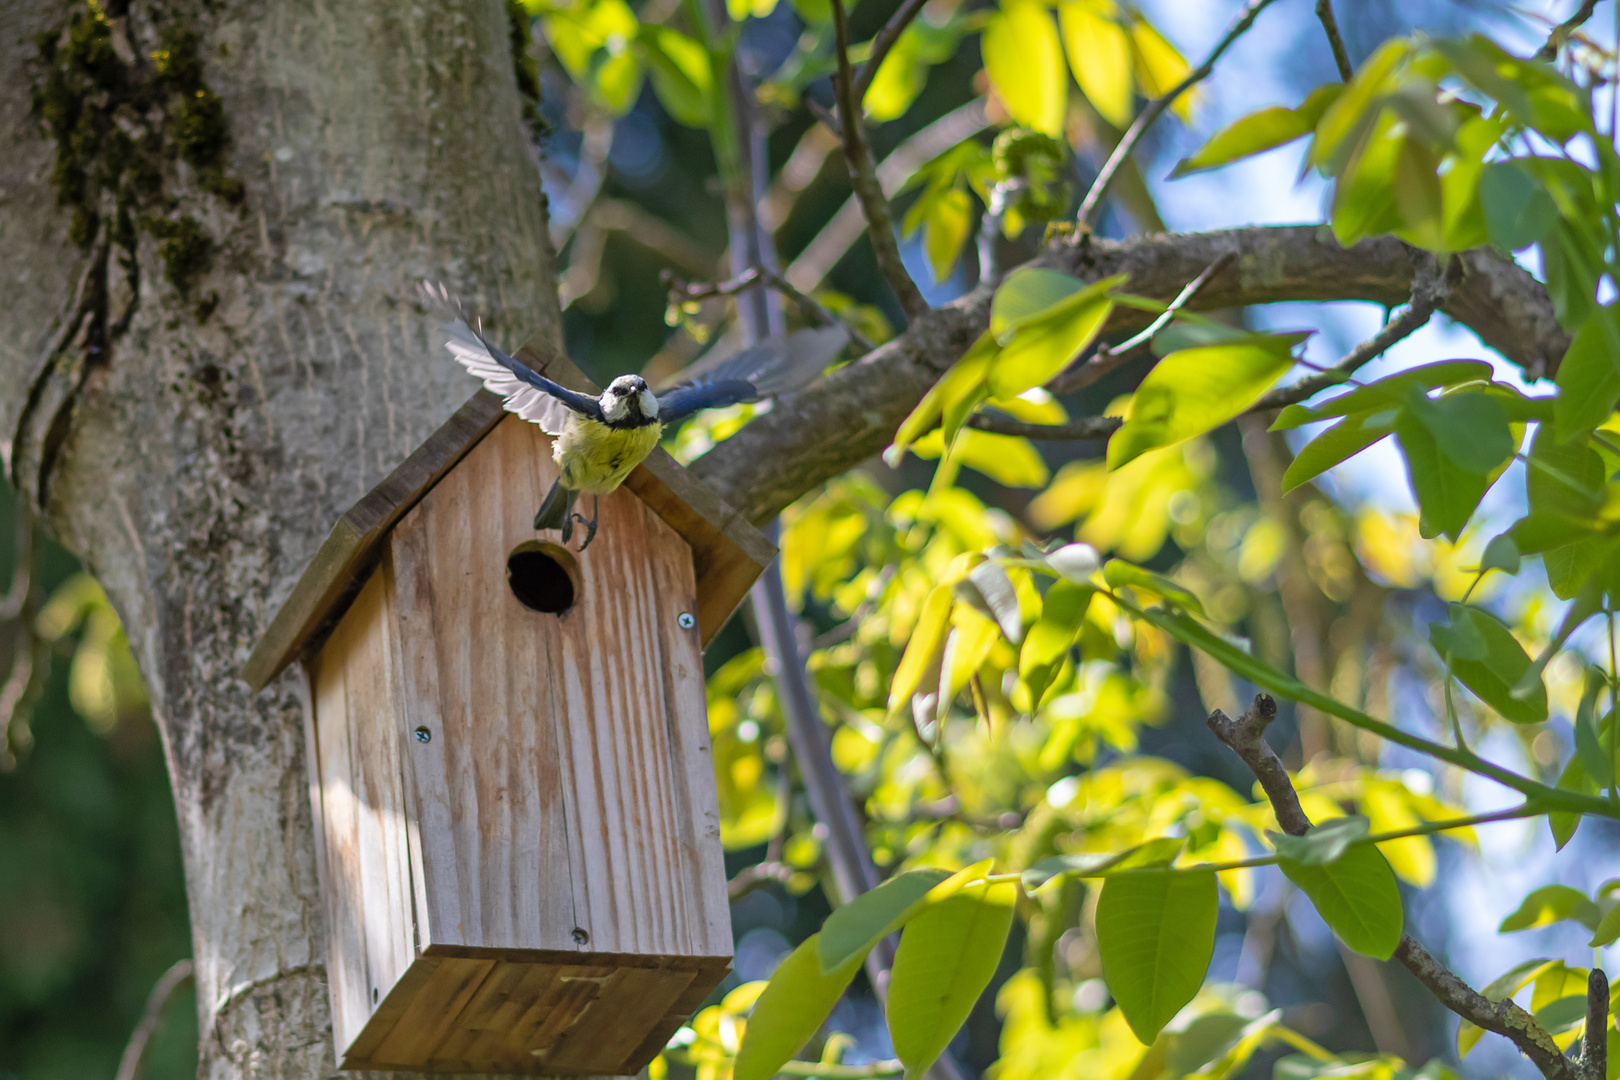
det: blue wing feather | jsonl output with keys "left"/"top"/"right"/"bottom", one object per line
{"left": 467, "top": 326, "right": 604, "bottom": 422}
{"left": 656, "top": 324, "right": 848, "bottom": 424}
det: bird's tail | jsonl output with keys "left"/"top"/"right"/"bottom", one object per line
{"left": 534, "top": 478, "right": 576, "bottom": 533}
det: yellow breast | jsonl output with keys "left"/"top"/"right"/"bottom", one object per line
{"left": 553, "top": 417, "right": 664, "bottom": 495}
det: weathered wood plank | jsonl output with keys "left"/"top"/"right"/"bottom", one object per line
{"left": 545, "top": 966, "right": 699, "bottom": 1074}
{"left": 362, "top": 954, "right": 496, "bottom": 1068}
{"left": 243, "top": 392, "right": 507, "bottom": 690}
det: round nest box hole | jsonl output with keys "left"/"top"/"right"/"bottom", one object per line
{"left": 507, "top": 542, "right": 581, "bottom": 614}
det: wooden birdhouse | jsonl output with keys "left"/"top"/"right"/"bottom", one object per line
{"left": 243, "top": 335, "right": 772, "bottom": 1075}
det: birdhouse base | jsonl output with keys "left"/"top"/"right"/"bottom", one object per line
{"left": 337, "top": 947, "right": 729, "bottom": 1074}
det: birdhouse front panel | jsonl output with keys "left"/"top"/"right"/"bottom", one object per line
{"left": 302, "top": 414, "right": 733, "bottom": 1075}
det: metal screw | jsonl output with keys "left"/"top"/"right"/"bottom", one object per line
{"left": 572, "top": 927, "right": 590, "bottom": 945}
{"left": 413, "top": 726, "right": 432, "bottom": 744}
{"left": 677, "top": 612, "right": 695, "bottom": 629}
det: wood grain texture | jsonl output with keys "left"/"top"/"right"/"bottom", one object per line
{"left": 308, "top": 570, "right": 416, "bottom": 1052}
{"left": 245, "top": 336, "right": 774, "bottom": 690}
{"left": 387, "top": 415, "right": 733, "bottom": 960}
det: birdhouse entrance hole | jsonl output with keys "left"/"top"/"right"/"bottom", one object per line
{"left": 507, "top": 541, "right": 579, "bottom": 614}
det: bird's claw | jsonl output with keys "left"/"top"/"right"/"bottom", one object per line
{"left": 571, "top": 512, "right": 598, "bottom": 552}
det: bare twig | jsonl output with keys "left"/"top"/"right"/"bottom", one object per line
{"left": 1047, "top": 253, "right": 1236, "bottom": 395}
{"left": 1586, "top": 968, "right": 1610, "bottom": 1079}
{"left": 967, "top": 413, "right": 1121, "bottom": 440}
{"left": 116, "top": 959, "right": 195, "bottom": 1080}
{"left": 787, "top": 99, "right": 990, "bottom": 293}
{"left": 1076, "top": 0, "right": 1283, "bottom": 228}
{"left": 853, "top": 0, "right": 931, "bottom": 100}
{"left": 1207, "top": 694, "right": 1582, "bottom": 1080}
{"left": 1539, "top": 0, "right": 1601, "bottom": 60}
{"left": 666, "top": 266, "right": 876, "bottom": 352}
{"left": 1253, "top": 257, "right": 1452, "bottom": 412}
{"left": 548, "top": 108, "right": 615, "bottom": 250}
{"left": 1316, "top": 0, "right": 1353, "bottom": 81}
{"left": 830, "top": 0, "right": 929, "bottom": 317}
{"left": 728, "top": 859, "right": 799, "bottom": 901}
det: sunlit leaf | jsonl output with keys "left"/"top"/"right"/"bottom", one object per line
{"left": 1590, "top": 904, "right": 1620, "bottom": 946}
{"left": 939, "top": 605, "right": 1001, "bottom": 718}
{"left": 1499, "top": 884, "right": 1601, "bottom": 933}
{"left": 1555, "top": 304, "right": 1620, "bottom": 441}
{"left": 923, "top": 188, "right": 972, "bottom": 284}
{"left": 1173, "top": 84, "right": 1344, "bottom": 178}
{"left": 1278, "top": 842, "right": 1403, "bottom": 959}
{"left": 1059, "top": 0, "right": 1132, "bottom": 127}
{"left": 1107, "top": 333, "right": 1305, "bottom": 468}
{"left": 733, "top": 934, "right": 863, "bottom": 1080}
{"left": 1280, "top": 409, "right": 1397, "bottom": 493}
{"left": 889, "top": 585, "right": 954, "bottom": 712}
{"left": 1267, "top": 816, "right": 1368, "bottom": 866}
{"left": 819, "top": 868, "right": 955, "bottom": 974}
{"left": 983, "top": 0, "right": 1068, "bottom": 137}
{"left": 987, "top": 289, "right": 1117, "bottom": 400}
{"left": 888, "top": 880, "right": 1017, "bottom": 1080}
{"left": 1096, "top": 869, "right": 1218, "bottom": 1044}
{"left": 1102, "top": 559, "right": 1203, "bottom": 615}
{"left": 1126, "top": 16, "right": 1192, "bottom": 122}
{"left": 639, "top": 26, "right": 713, "bottom": 128}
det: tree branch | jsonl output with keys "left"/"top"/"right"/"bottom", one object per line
{"left": 1585, "top": 968, "right": 1610, "bottom": 1079}
{"left": 1046, "top": 252, "right": 1236, "bottom": 395}
{"left": 1207, "top": 694, "right": 1582, "bottom": 1080}
{"left": 829, "top": 0, "right": 929, "bottom": 318}
{"left": 691, "top": 226, "right": 1569, "bottom": 524}
{"left": 116, "top": 959, "right": 195, "bottom": 1080}
{"left": 1075, "top": 0, "right": 1284, "bottom": 227}
{"left": 1539, "top": 0, "right": 1601, "bottom": 60}
{"left": 1316, "top": 0, "right": 1353, "bottom": 81}
{"left": 666, "top": 265, "right": 877, "bottom": 353}
{"left": 853, "top": 0, "right": 930, "bottom": 100}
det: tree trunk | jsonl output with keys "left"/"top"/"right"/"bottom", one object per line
{"left": 0, "top": 1, "right": 560, "bottom": 1075}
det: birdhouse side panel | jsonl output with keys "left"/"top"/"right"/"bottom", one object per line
{"left": 387, "top": 423, "right": 579, "bottom": 954}
{"left": 307, "top": 568, "right": 418, "bottom": 1054}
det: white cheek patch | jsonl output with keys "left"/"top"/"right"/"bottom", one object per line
{"left": 640, "top": 390, "right": 659, "bottom": 418}
{"left": 602, "top": 393, "right": 630, "bottom": 422}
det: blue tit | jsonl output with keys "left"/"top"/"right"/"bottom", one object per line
{"left": 421, "top": 282, "right": 848, "bottom": 550}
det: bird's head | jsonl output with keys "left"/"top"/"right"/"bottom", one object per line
{"left": 602, "top": 374, "right": 659, "bottom": 423}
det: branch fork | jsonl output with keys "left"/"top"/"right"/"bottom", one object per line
{"left": 1208, "top": 693, "right": 1605, "bottom": 1080}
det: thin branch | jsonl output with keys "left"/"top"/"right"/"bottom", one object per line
{"left": 778, "top": 1059, "right": 905, "bottom": 1078}
{"left": 967, "top": 412, "right": 1121, "bottom": 440}
{"left": 1253, "top": 256, "right": 1452, "bottom": 412}
{"left": 666, "top": 266, "right": 877, "bottom": 352}
{"left": 1076, "top": 0, "right": 1283, "bottom": 227}
{"left": 1047, "top": 252, "right": 1236, "bottom": 395}
{"left": 1316, "top": 0, "right": 1353, "bottom": 81}
{"left": 728, "top": 859, "right": 798, "bottom": 901}
{"left": 1586, "top": 969, "right": 1610, "bottom": 1079}
{"left": 829, "top": 0, "right": 929, "bottom": 318}
{"left": 116, "top": 959, "right": 195, "bottom": 1080}
{"left": 853, "top": 0, "right": 930, "bottom": 100}
{"left": 1207, "top": 694, "right": 1581, "bottom": 1080}
{"left": 1539, "top": 0, "right": 1601, "bottom": 61}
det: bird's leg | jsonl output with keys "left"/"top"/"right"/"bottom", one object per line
{"left": 572, "top": 495, "right": 600, "bottom": 552}
{"left": 560, "top": 508, "right": 574, "bottom": 544}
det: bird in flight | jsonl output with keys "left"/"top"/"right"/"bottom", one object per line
{"left": 422, "top": 282, "right": 848, "bottom": 551}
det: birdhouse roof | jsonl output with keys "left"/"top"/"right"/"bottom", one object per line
{"left": 241, "top": 334, "right": 775, "bottom": 692}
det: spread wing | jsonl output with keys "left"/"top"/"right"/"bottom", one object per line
{"left": 420, "top": 281, "right": 602, "bottom": 433}
{"left": 657, "top": 323, "right": 849, "bottom": 424}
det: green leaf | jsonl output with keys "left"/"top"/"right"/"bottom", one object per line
{"left": 1575, "top": 704, "right": 1614, "bottom": 788}
{"left": 1018, "top": 579, "right": 1091, "bottom": 706}
{"left": 1107, "top": 333, "right": 1306, "bottom": 468}
{"left": 1096, "top": 869, "right": 1218, "bottom": 1044}
{"left": 982, "top": 0, "right": 1067, "bottom": 137}
{"left": 1392, "top": 136, "right": 1444, "bottom": 250}
{"left": 1404, "top": 391, "right": 1514, "bottom": 475}
{"left": 990, "top": 268, "right": 1092, "bottom": 341}
{"left": 1058, "top": 0, "right": 1132, "bottom": 127}
{"left": 1589, "top": 903, "right": 1620, "bottom": 947}
{"left": 1555, "top": 305, "right": 1620, "bottom": 441}
{"left": 1499, "top": 884, "right": 1601, "bottom": 933}
{"left": 1429, "top": 604, "right": 1489, "bottom": 663}
{"left": 1394, "top": 409, "right": 1492, "bottom": 541}
{"left": 889, "top": 586, "right": 953, "bottom": 711}
{"left": 1482, "top": 533, "right": 1522, "bottom": 575}
{"left": 1527, "top": 424, "right": 1606, "bottom": 518}
{"left": 1431, "top": 605, "right": 1548, "bottom": 723}
{"left": 819, "top": 868, "right": 954, "bottom": 974}
{"left": 988, "top": 287, "right": 1117, "bottom": 400}
{"left": 922, "top": 188, "right": 972, "bottom": 285}
{"left": 887, "top": 881, "right": 1018, "bottom": 1080}
{"left": 945, "top": 429, "right": 1050, "bottom": 488}
{"left": 1535, "top": 995, "right": 1589, "bottom": 1030}
{"left": 1171, "top": 106, "right": 1312, "bottom": 178}
{"left": 639, "top": 26, "right": 713, "bottom": 128}
{"left": 1478, "top": 161, "right": 1557, "bottom": 252}
{"left": 733, "top": 934, "right": 864, "bottom": 1080}
{"left": 1281, "top": 409, "right": 1397, "bottom": 493}
{"left": 1102, "top": 559, "right": 1204, "bottom": 615}
{"left": 1270, "top": 360, "right": 1493, "bottom": 429}
{"left": 1278, "top": 843, "right": 1403, "bottom": 958}
{"left": 960, "top": 560, "right": 1024, "bottom": 644}
{"left": 1267, "top": 816, "right": 1370, "bottom": 866}
{"left": 1549, "top": 753, "right": 1593, "bottom": 850}
{"left": 1021, "top": 847, "right": 1134, "bottom": 892}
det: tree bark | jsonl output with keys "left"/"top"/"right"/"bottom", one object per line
{"left": 1, "top": 1, "right": 559, "bottom": 1076}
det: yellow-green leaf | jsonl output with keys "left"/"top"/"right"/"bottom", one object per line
{"left": 1059, "top": 0, "right": 1132, "bottom": 127}
{"left": 888, "top": 880, "right": 1018, "bottom": 1080}
{"left": 1278, "top": 842, "right": 1403, "bottom": 959}
{"left": 889, "top": 585, "right": 954, "bottom": 711}
{"left": 983, "top": 0, "right": 1068, "bottom": 137}
{"left": 924, "top": 188, "right": 973, "bottom": 284}
{"left": 888, "top": 332, "right": 997, "bottom": 460}
{"left": 1107, "top": 333, "right": 1305, "bottom": 468}
{"left": 1126, "top": 16, "right": 1191, "bottom": 121}
{"left": 1097, "top": 869, "right": 1218, "bottom": 1044}
{"left": 938, "top": 605, "right": 1000, "bottom": 719}
{"left": 734, "top": 934, "right": 863, "bottom": 1080}
{"left": 819, "top": 867, "right": 957, "bottom": 974}
{"left": 946, "top": 430, "right": 1050, "bottom": 488}
{"left": 987, "top": 290, "right": 1116, "bottom": 399}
